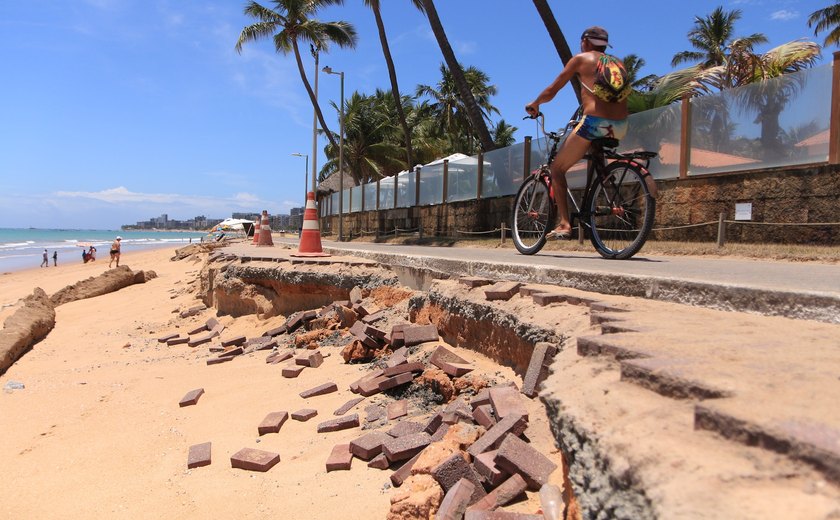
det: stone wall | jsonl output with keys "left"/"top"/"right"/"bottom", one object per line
{"left": 319, "top": 163, "right": 840, "bottom": 245}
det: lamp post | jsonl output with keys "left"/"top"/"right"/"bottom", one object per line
{"left": 322, "top": 65, "right": 344, "bottom": 242}
{"left": 291, "top": 152, "right": 308, "bottom": 213}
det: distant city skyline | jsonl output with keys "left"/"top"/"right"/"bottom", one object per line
{"left": 123, "top": 209, "right": 304, "bottom": 231}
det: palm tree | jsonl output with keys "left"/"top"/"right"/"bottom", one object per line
{"left": 416, "top": 63, "right": 500, "bottom": 155}
{"left": 530, "top": 0, "right": 581, "bottom": 102}
{"left": 622, "top": 54, "right": 659, "bottom": 92}
{"left": 417, "top": 0, "right": 496, "bottom": 152}
{"left": 363, "top": 0, "right": 424, "bottom": 171}
{"left": 491, "top": 120, "right": 517, "bottom": 148}
{"left": 808, "top": 3, "right": 840, "bottom": 48}
{"left": 671, "top": 6, "right": 767, "bottom": 69}
{"left": 235, "top": 0, "right": 357, "bottom": 151}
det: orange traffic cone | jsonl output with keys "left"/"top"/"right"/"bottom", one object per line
{"left": 257, "top": 210, "right": 274, "bottom": 247}
{"left": 251, "top": 217, "right": 260, "bottom": 245}
{"left": 292, "top": 192, "right": 330, "bottom": 257}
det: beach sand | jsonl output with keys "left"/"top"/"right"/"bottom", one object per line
{"left": 0, "top": 247, "right": 558, "bottom": 519}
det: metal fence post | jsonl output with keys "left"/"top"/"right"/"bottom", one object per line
{"left": 476, "top": 151, "right": 484, "bottom": 200}
{"left": 442, "top": 159, "right": 449, "bottom": 203}
{"left": 524, "top": 137, "right": 532, "bottom": 179}
{"left": 680, "top": 93, "right": 692, "bottom": 178}
{"left": 830, "top": 50, "right": 840, "bottom": 165}
{"left": 500, "top": 222, "right": 506, "bottom": 245}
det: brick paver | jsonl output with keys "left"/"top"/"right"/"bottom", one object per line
{"left": 317, "top": 413, "right": 360, "bottom": 433}
{"left": 493, "top": 435, "right": 557, "bottom": 491}
{"left": 437, "top": 478, "right": 476, "bottom": 520}
{"left": 291, "top": 408, "right": 318, "bottom": 421}
{"left": 258, "top": 411, "right": 289, "bottom": 435}
{"left": 325, "top": 444, "right": 353, "bottom": 472}
{"left": 382, "top": 431, "right": 432, "bottom": 462}
{"left": 349, "top": 431, "right": 393, "bottom": 460}
{"left": 230, "top": 447, "right": 280, "bottom": 472}
{"left": 334, "top": 397, "right": 365, "bottom": 416}
{"left": 431, "top": 453, "right": 486, "bottom": 505}
{"left": 299, "top": 382, "right": 338, "bottom": 398}
{"left": 187, "top": 442, "right": 211, "bottom": 469}
{"left": 179, "top": 388, "right": 205, "bottom": 407}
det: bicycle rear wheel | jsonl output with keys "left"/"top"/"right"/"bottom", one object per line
{"left": 511, "top": 175, "right": 554, "bottom": 255}
{"left": 587, "top": 161, "right": 655, "bottom": 259}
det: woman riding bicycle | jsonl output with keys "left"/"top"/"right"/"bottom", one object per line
{"left": 526, "top": 26, "right": 648, "bottom": 240}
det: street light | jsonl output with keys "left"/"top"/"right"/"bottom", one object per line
{"left": 322, "top": 65, "right": 344, "bottom": 242}
{"left": 291, "top": 153, "right": 308, "bottom": 235}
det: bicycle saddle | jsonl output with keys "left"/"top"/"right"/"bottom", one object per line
{"left": 592, "top": 137, "right": 620, "bottom": 149}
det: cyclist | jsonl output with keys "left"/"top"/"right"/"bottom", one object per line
{"left": 526, "top": 26, "right": 644, "bottom": 240}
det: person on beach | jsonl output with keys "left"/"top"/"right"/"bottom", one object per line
{"left": 41, "top": 249, "right": 48, "bottom": 268}
{"left": 89, "top": 245, "right": 97, "bottom": 261}
{"left": 109, "top": 237, "right": 122, "bottom": 268}
{"left": 52, "top": 251, "right": 58, "bottom": 267}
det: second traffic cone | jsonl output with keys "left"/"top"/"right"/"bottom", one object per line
{"left": 292, "top": 191, "right": 329, "bottom": 257}
{"left": 251, "top": 217, "right": 260, "bottom": 245}
{"left": 257, "top": 210, "right": 274, "bottom": 247}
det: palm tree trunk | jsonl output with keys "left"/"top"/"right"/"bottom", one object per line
{"left": 531, "top": 0, "right": 582, "bottom": 103}
{"left": 372, "top": 6, "right": 414, "bottom": 169}
{"left": 420, "top": 0, "right": 496, "bottom": 152}
{"left": 291, "top": 39, "right": 338, "bottom": 151}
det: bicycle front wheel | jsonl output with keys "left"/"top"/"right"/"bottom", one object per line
{"left": 511, "top": 175, "right": 554, "bottom": 255}
{"left": 587, "top": 161, "right": 655, "bottom": 259}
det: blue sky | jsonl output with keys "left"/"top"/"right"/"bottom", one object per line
{"left": 0, "top": 0, "right": 832, "bottom": 229}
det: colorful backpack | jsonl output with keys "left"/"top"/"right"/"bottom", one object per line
{"left": 592, "top": 54, "right": 631, "bottom": 103}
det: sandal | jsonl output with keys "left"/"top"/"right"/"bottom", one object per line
{"left": 546, "top": 228, "right": 572, "bottom": 240}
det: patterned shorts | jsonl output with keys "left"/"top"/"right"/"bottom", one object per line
{"left": 573, "top": 115, "right": 628, "bottom": 141}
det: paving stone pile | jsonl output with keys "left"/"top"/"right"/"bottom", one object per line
{"left": 161, "top": 282, "right": 562, "bottom": 519}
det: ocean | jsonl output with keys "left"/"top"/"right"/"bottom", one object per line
{"left": 0, "top": 228, "right": 207, "bottom": 273}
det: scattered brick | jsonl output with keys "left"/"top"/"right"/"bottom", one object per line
{"left": 262, "top": 325, "right": 287, "bottom": 337}
{"left": 382, "top": 431, "right": 432, "bottom": 462}
{"left": 266, "top": 350, "right": 293, "bottom": 364}
{"left": 206, "top": 356, "right": 233, "bottom": 366}
{"left": 187, "top": 324, "right": 208, "bottom": 335}
{"left": 494, "top": 435, "right": 557, "bottom": 491}
{"left": 209, "top": 346, "right": 225, "bottom": 353}
{"left": 403, "top": 324, "right": 439, "bottom": 346}
{"left": 299, "top": 382, "right": 338, "bottom": 398}
{"left": 179, "top": 388, "right": 205, "bottom": 407}
{"left": 378, "top": 372, "right": 415, "bottom": 391}
{"left": 349, "top": 321, "right": 380, "bottom": 349}
{"left": 470, "top": 389, "right": 492, "bottom": 409}
{"left": 250, "top": 337, "right": 278, "bottom": 351}
{"left": 388, "top": 421, "right": 425, "bottom": 438}
{"left": 367, "top": 453, "right": 390, "bottom": 470}
{"left": 423, "top": 412, "right": 444, "bottom": 434}
{"left": 205, "top": 317, "right": 220, "bottom": 330}
{"left": 282, "top": 365, "right": 305, "bottom": 378}
{"left": 383, "top": 361, "right": 424, "bottom": 377}
{"left": 157, "top": 333, "right": 179, "bottom": 343}
{"left": 258, "top": 411, "right": 289, "bottom": 435}
{"left": 431, "top": 453, "right": 486, "bottom": 505}
{"left": 429, "top": 345, "right": 469, "bottom": 370}
{"left": 467, "top": 413, "right": 528, "bottom": 457}
{"left": 443, "top": 398, "right": 474, "bottom": 424}
{"left": 349, "top": 431, "right": 393, "bottom": 460}
{"left": 531, "top": 292, "right": 567, "bottom": 306}
{"left": 467, "top": 473, "right": 527, "bottom": 512}
{"left": 167, "top": 336, "right": 190, "bottom": 346}
{"left": 440, "top": 361, "right": 474, "bottom": 377}
{"left": 221, "top": 335, "right": 246, "bottom": 347}
{"left": 473, "top": 404, "right": 497, "bottom": 429}
{"left": 334, "top": 397, "right": 365, "bottom": 416}
{"left": 179, "top": 304, "right": 206, "bottom": 318}
{"left": 317, "top": 413, "right": 360, "bottom": 433}
{"left": 521, "top": 342, "right": 557, "bottom": 398}
{"left": 483, "top": 281, "right": 522, "bottom": 301}
{"left": 284, "top": 312, "right": 305, "bottom": 333}
{"left": 350, "top": 369, "right": 384, "bottom": 394}
{"left": 464, "top": 512, "right": 542, "bottom": 520}
{"left": 430, "top": 422, "right": 451, "bottom": 442}
{"left": 296, "top": 350, "right": 324, "bottom": 368}
{"left": 359, "top": 376, "right": 389, "bottom": 397}
{"left": 365, "top": 404, "right": 385, "bottom": 423}
{"left": 349, "top": 286, "right": 363, "bottom": 304}
{"left": 390, "top": 330, "right": 405, "bottom": 348}
{"left": 437, "top": 478, "right": 476, "bottom": 520}
{"left": 459, "top": 276, "right": 492, "bottom": 288}
{"left": 219, "top": 346, "right": 243, "bottom": 358}
{"left": 187, "top": 442, "right": 211, "bottom": 469}
{"left": 188, "top": 332, "right": 216, "bottom": 348}
{"left": 387, "top": 400, "right": 408, "bottom": 420}
{"left": 472, "top": 450, "right": 507, "bottom": 488}
{"left": 518, "top": 285, "right": 543, "bottom": 297}
{"left": 362, "top": 322, "right": 387, "bottom": 339}
{"left": 489, "top": 386, "right": 528, "bottom": 421}
{"left": 230, "top": 447, "right": 280, "bottom": 472}
{"left": 361, "top": 309, "right": 387, "bottom": 324}
{"left": 389, "top": 451, "right": 423, "bottom": 487}
{"left": 385, "top": 351, "right": 407, "bottom": 368}
{"left": 325, "top": 444, "right": 353, "bottom": 472}
{"left": 291, "top": 408, "right": 318, "bottom": 421}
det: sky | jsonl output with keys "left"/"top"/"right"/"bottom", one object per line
{"left": 0, "top": 0, "right": 833, "bottom": 230}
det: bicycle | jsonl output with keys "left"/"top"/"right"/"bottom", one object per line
{"left": 511, "top": 110, "right": 657, "bottom": 259}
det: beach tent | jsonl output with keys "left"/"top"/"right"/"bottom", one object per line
{"left": 211, "top": 218, "right": 253, "bottom": 232}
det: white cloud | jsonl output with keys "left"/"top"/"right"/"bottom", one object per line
{"left": 54, "top": 186, "right": 269, "bottom": 210}
{"left": 454, "top": 40, "right": 477, "bottom": 56}
{"left": 770, "top": 9, "right": 799, "bottom": 21}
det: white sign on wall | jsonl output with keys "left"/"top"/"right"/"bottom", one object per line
{"left": 735, "top": 202, "right": 752, "bottom": 221}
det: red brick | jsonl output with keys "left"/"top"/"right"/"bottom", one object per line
{"left": 363, "top": 322, "right": 387, "bottom": 339}
{"left": 291, "top": 408, "right": 318, "bottom": 421}
{"left": 389, "top": 451, "right": 423, "bottom": 487}
{"left": 403, "top": 324, "right": 439, "bottom": 346}
{"left": 179, "top": 388, "right": 204, "bottom": 407}
{"left": 266, "top": 350, "right": 292, "bottom": 364}
{"left": 262, "top": 325, "right": 287, "bottom": 337}
{"left": 295, "top": 350, "right": 324, "bottom": 368}
{"left": 388, "top": 421, "right": 425, "bottom": 438}
{"left": 431, "top": 422, "right": 452, "bottom": 442}
{"left": 187, "top": 324, "right": 208, "bottom": 335}
{"left": 468, "top": 473, "right": 528, "bottom": 512}
{"left": 531, "top": 292, "right": 567, "bottom": 306}
{"left": 282, "top": 365, "right": 305, "bottom": 378}
{"left": 437, "top": 478, "right": 476, "bottom": 520}
{"left": 443, "top": 398, "right": 473, "bottom": 424}
{"left": 325, "top": 444, "right": 353, "bottom": 472}
{"left": 467, "top": 413, "right": 528, "bottom": 457}
{"left": 317, "top": 413, "right": 360, "bottom": 433}
{"left": 385, "top": 352, "right": 408, "bottom": 368}
{"left": 299, "top": 382, "right": 338, "bottom": 398}
{"left": 334, "top": 397, "right": 365, "bottom": 416}
{"left": 459, "top": 276, "right": 492, "bottom": 288}
{"left": 251, "top": 337, "right": 278, "bottom": 351}
{"left": 464, "top": 512, "right": 543, "bottom": 520}
{"left": 187, "top": 442, "right": 211, "bottom": 469}
{"left": 157, "top": 333, "right": 179, "bottom": 343}
{"left": 257, "top": 411, "right": 289, "bottom": 435}
{"left": 358, "top": 375, "right": 389, "bottom": 397}
{"left": 470, "top": 389, "right": 491, "bottom": 409}
{"left": 473, "top": 404, "right": 497, "bottom": 429}
{"left": 349, "top": 321, "right": 380, "bottom": 349}
{"left": 483, "top": 281, "right": 522, "bottom": 301}
{"left": 349, "top": 369, "right": 384, "bottom": 393}
{"left": 383, "top": 361, "right": 425, "bottom": 377}
{"left": 489, "top": 386, "right": 528, "bottom": 421}
{"left": 219, "top": 346, "right": 243, "bottom": 358}
{"left": 431, "top": 453, "right": 486, "bottom": 505}
{"left": 367, "top": 453, "right": 390, "bottom": 469}
{"left": 423, "top": 412, "right": 444, "bottom": 434}
{"left": 429, "top": 345, "right": 468, "bottom": 370}
{"left": 349, "top": 286, "right": 363, "bottom": 304}
{"left": 365, "top": 404, "right": 386, "bottom": 423}
{"left": 205, "top": 317, "right": 220, "bottom": 330}
{"left": 378, "top": 372, "right": 414, "bottom": 391}
{"left": 221, "top": 335, "right": 246, "bottom": 347}
{"left": 518, "top": 285, "right": 542, "bottom": 297}
{"left": 521, "top": 342, "right": 557, "bottom": 398}
{"left": 472, "top": 450, "right": 508, "bottom": 488}
{"left": 206, "top": 356, "right": 233, "bottom": 366}
{"left": 493, "top": 435, "right": 558, "bottom": 490}
{"left": 187, "top": 331, "right": 216, "bottom": 347}
{"left": 382, "top": 431, "right": 432, "bottom": 462}
{"left": 208, "top": 346, "right": 225, "bottom": 353}
{"left": 230, "top": 447, "right": 280, "bottom": 472}
{"left": 167, "top": 336, "right": 190, "bottom": 346}
{"left": 440, "top": 361, "right": 474, "bottom": 377}
{"left": 349, "top": 431, "right": 393, "bottom": 460}
{"left": 387, "top": 400, "right": 408, "bottom": 420}
{"left": 361, "top": 309, "right": 388, "bottom": 324}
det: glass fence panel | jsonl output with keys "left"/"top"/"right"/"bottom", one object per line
{"left": 689, "top": 64, "right": 831, "bottom": 175}
{"left": 447, "top": 159, "right": 478, "bottom": 202}
{"left": 363, "top": 183, "right": 377, "bottom": 211}
{"left": 620, "top": 103, "right": 682, "bottom": 180}
{"left": 350, "top": 186, "right": 362, "bottom": 213}
{"left": 419, "top": 164, "right": 444, "bottom": 205}
{"left": 396, "top": 170, "right": 415, "bottom": 208}
{"left": 330, "top": 192, "right": 338, "bottom": 216}
{"left": 482, "top": 141, "right": 528, "bottom": 197}
{"left": 379, "top": 176, "right": 395, "bottom": 210}
{"left": 341, "top": 188, "right": 350, "bottom": 215}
